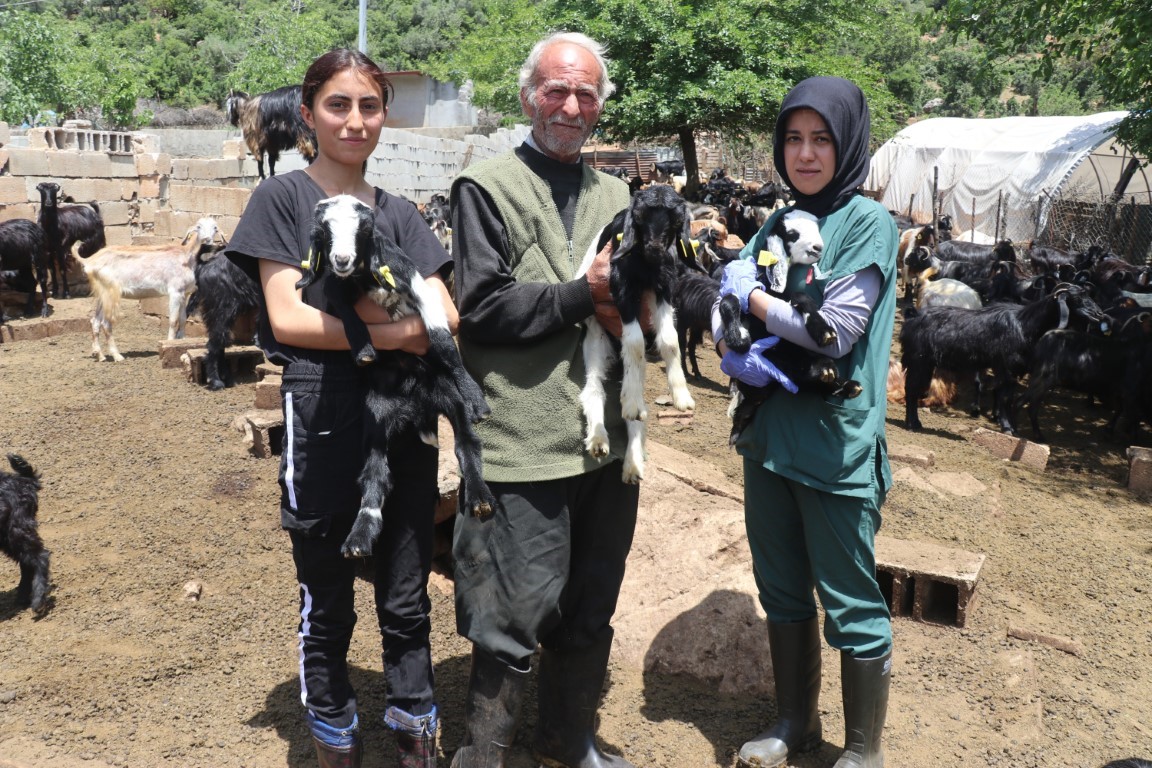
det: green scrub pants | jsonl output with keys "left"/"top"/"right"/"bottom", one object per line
{"left": 743, "top": 457, "right": 892, "bottom": 658}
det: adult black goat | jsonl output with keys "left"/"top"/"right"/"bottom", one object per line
{"left": 187, "top": 246, "right": 261, "bottom": 390}
{"left": 225, "top": 86, "right": 318, "bottom": 180}
{"left": 1021, "top": 309, "right": 1152, "bottom": 442}
{"left": 900, "top": 283, "right": 1111, "bottom": 434}
{"left": 35, "top": 181, "right": 105, "bottom": 299}
{"left": 935, "top": 238, "right": 1016, "bottom": 265}
{"left": 0, "top": 219, "right": 49, "bottom": 320}
{"left": 295, "top": 194, "right": 494, "bottom": 558}
{"left": 673, "top": 271, "right": 720, "bottom": 380}
{"left": 0, "top": 453, "right": 51, "bottom": 616}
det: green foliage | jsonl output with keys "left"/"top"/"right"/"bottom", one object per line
{"left": 945, "top": 0, "right": 1151, "bottom": 155}
{"left": 228, "top": 5, "right": 345, "bottom": 94}
{"left": 0, "top": 12, "right": 62, "bottom": 125}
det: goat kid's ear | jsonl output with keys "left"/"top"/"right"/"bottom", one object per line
{"left": 295, "top": 245, "right": 324, "bottom": 290}
{"left": 617, "top": 206, "right": 637, "bottom": 256}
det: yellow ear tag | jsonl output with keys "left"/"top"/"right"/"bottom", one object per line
{"left": 757, "top": 249, "right": 778, "bottom": 267}
{"left": 690, "top": 238, "right": 700, "bottom": 258}
{"left": 615, "top": 233, "right": 623, "bottom": 243}
{"left": 377, "top": 265, "right": 396, "bottom": 288}
{"left": 301, "top": 248, "right": 312, "bottom": 271}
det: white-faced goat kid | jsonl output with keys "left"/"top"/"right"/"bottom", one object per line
{"left": 576, "top": 184, "right": 698, "bottom": 484}
{"left": 900, "top": 283, "right": 1111, "bottom": 435}
{"left": 36, "top": 181, "right": 106, "bottom": 300}
{"left": 0, "top": 453, "right": 51, "bottom": 616}
{"left": 77, "top": 218, "right": 221, "bottom": 362}
{"left": 0, "top": 219, "right": 49, "bottom": 321}
{"left": 187, "top": 242, "right": 261, "bottom": 390}
{"left": 296, "top": 195, "right": 494, "bottom": 558}
{"left": 226, "top": 87, "right": 317, "bottom": 180}
{"left": 717, "top": 209, "right": 862, "bottom": 443}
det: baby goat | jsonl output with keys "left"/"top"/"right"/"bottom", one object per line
{"left": 0, "top": 453, "right": 51, "bottom": 616}
{"left": 718, "top": 209, "right": 861, "bottom": 443}
{"left": 576, "top": 184, "right": 699, "bottom": 484}
{"left": 296, "top": 195, "right": 494, "bottom": 558}
{"left": 76, "top": 218, "right": 221, "bottom": 361}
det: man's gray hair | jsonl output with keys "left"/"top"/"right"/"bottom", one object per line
{"left": 518, "top": 32, "right": 616, "bottom": 107}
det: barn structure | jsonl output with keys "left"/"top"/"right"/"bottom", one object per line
{"left": 866, "top": 111, "right": 1152, "bottom": 262}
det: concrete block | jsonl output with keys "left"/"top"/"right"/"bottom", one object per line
{"left": 182, "top": 345, "right": 265, "bottom": 386}
{"left": 875, "top": 536, "right": 985, "bottom": 628}
{"left": 158, "top": 337, "right": 209, "bottom": 368}
{"left": 255, "top": 377, "right": 281, "bottom": 410}
{"left": 153, "top": 210, "right": 206, "bottom": 238}
{"left": 138, "top": 175, "right": 162, "bottom": 200}
{"left": 134, "top": 153, "right": 171, "bottom": 177}
{"left": 222, "top": 138, "right": 247, "bottom": 159}
{"left": 232, "top": 408, "right": 284, "bottom": 458}
{"left": 104, "top": 225, "right": 133, "bottom": 246}
{"left": 968, "top": 428, "right": 1049, "bottom": 471}
{"left": 98, "top": 200, "right": 135, "bottom": 226}
{"left": 888, "top": 441, "right": 935, "bottom": 468}
{"left": 169, "top": 184, "right": 251, "bottom": 217}
{"left": 108, "top": 154, "right": 137, "bottom": 178}
{"left": 25, "top": 128, "right": 52, "bottom": 149}
{"left": 0, "top": 177, "right": 28, "bottom": 204}
{"left": 255, "top": 361, "right": 283, "bottom": 381}
{"left": 0, "top": 204, "right": 37, "bottom": 222}
{"left": 1126, "top": 446, "right": 1152, "bottom": 491}
{"left": 0, "top": 122, "right": 9, "bottom": 146}
{"left": 0, "top": 147, "right": 9, "bottom": 172}
{"left": 6, "top": 147, "right": 51, "bottom": 176}
{"left": 131, "top": 133, "right": 161, "bottom": 153}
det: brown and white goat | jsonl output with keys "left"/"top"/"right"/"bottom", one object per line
{"left": 75, "top": 219, "right": 222, "bottom": 361}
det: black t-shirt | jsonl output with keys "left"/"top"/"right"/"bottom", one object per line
{"left": 226, "top": 170, "right": 452, "bottom": 367}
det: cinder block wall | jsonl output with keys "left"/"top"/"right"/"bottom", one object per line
{"left": 0, "top": 122, "right": 530, "bottom": 245}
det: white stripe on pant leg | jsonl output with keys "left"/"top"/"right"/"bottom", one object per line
{"left": 285, "top": 392, "right": 298, "bottom": 511}
{"left": 298, "top": 582, "right": 313, "bottom": 706}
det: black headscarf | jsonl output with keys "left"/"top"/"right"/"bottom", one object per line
{"left": 773, "top": 76, "right": 871, "bottom": 218}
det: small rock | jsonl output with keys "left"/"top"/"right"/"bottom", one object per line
{"left": 183, "top": 581, "right": 203, "bottom": 602}
{"left": 0, "top": 690, "right": 16, "bottom": 704}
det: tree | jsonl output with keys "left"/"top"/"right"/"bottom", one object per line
{"left": 430, "top": 0, "right": 897, "bottom": 196}
{"left": 0, "top": 12, "right": 62, "bottom": 125}
{"left": 945, "top": 0, "right": 1152, "bottom": 157}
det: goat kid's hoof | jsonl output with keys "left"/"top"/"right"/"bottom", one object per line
{"left": 671, "top": 392, "right": 696, "bottom": 412}
{"left": 468, "top": 499, "right": 494, "bottom": 520}
{"left": 838, "top": 381, "right": 863, "bottom": 399}
{"left": 585, "top": 430, "right": 610, "bottom": 459}
{"left": 621, "top": 406, "right": 648, "bottom": 422}
{"left": 621, "top": 461, "right": 644, "bottom": 485}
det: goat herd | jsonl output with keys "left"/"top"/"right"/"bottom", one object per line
{"left": 2, "top": 160, "right": 1151, "bottom": 618}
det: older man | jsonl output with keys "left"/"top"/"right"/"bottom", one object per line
{"left": 449, "top": 31, "right": 639, "bottom": 768}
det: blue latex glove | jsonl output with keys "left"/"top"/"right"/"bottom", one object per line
{"left": 721, "top": 335, "right": 799, "bottom": 393}
{"left": 719, "top": 259, "right": 763, "bottom": 313}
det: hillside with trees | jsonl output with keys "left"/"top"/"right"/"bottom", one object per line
{"left": 0, "top": 0, "right": 1138, "bottom": 163}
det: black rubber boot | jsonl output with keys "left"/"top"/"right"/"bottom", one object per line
{"left": 532, "top": 629, "right": 634, "bottom": 768}
{"left": 450, "top": 646, "right": 529, "bottom": 768}
{"left": 832, "top": 650, "right": 891, "bottom": 768}
{"left": 387, "top": 705, "right": 439, "bottom": 768}
{"left": 312, "top": 735, "right": 363, "bottom": 768}
{"left": 737, "top": 617, "right": 823, "bottom": 768}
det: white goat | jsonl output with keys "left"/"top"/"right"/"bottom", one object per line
{"left": 76, "top": 218, "right": 221, "bottom": 361}
{"left": 915, "top": 266, "right": 983, "bottom": 310}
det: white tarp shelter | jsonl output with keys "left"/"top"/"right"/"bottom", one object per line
{"left": 866, "top": 112, "right": 1149, "bottom": 245}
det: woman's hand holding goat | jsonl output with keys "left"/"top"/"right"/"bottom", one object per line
{"left": 720, "top": 335, "right": 798, "bottom": 392}
{"left": 720, "top": 258, "right": 763, "bottom": 313}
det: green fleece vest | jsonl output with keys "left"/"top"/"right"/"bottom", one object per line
{"left": 736, "top": 194, "right": 899, "bottom": 497}
{"left": 457, "top": 153, "right": 631, "bottom": 482}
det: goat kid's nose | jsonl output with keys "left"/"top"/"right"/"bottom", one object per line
{"left": 333, "top": 254, "right": 355, "bottom": 274}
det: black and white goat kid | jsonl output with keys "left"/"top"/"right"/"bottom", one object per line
{"left": 296, "top": 195, "right": 494, "bottom": 558}
{"left": 576, "top": 184, "right": 698, "bottom": 484}
{"left": 0, "top": 453, "right": 51, "bottom": 616}
{"left": 717, "top": 209, "right": 861, "bottom": 443}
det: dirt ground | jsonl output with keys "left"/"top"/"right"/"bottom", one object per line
{"left": 1, "top": 297, "right": 1151, "bottom": 768}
